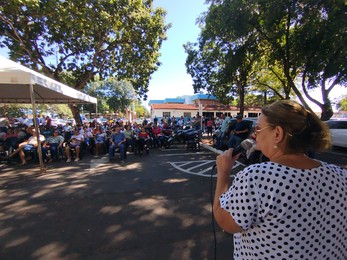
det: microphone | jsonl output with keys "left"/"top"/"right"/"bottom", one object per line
{"left": 231, "top": 139, "right": 255, "bottom": 157}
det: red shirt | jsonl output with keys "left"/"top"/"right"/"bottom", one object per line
{"left": 138, "top": 132, "right": 149, "bottom": 139}
{"left": 152, "top": 127, "right": 161, "bottom": 136}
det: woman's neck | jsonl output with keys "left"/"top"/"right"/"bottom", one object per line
{"left": 271, "top": 153, "right": 321, "bottom": 169}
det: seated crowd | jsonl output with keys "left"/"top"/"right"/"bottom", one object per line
{"left": 0, "top": 115, "right": 198, "bottom": 166}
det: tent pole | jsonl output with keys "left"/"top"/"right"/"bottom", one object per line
{"left": 96, "top": 100, "right": 98, "bottom": 114}
{"left": 29, "top": 83, "right": 46, "bottom": 173}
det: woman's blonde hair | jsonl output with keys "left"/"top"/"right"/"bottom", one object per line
{"left": 262, "top": 100, "right": 331, "bottom": 153}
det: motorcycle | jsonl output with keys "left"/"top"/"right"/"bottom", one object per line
{"left": 160, "top": 128, "right": 175, "bottom": 149}
{"left": 175, "top": 128, "right": 200, "bottom": 144}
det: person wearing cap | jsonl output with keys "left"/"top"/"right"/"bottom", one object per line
{"left": 227, "top": 115, "right": 249, "bottom": 149}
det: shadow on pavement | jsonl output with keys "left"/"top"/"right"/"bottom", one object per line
{"left": 0, "top": 150, "right": 234, "bottom": 259}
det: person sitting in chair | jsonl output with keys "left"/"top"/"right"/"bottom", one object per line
{"left": 94, "top": 126, "right": 107, "bottom": 156}
{"left": 134, "top": 126, "right": 150, "bottom": 155}
{"left": 65, "top": 129, "right": 84, "bottom": 162}
{"left": 42, "top": 130, "right": 64, "bottom": 162}
{"left": 8, "top": 127, "right": 45, "bottom": 165}
{"left": 227, "top": 115, "right": 249, "bottom": 149}
{"left": 108, "top": 125, "right": 126, "bottom": 163}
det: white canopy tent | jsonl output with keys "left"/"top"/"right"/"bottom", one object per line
{"left": 0, "top": 56, "right": 97, "bottom": 104}
{"left": 0, "top": 56, "right": 97, "bottom": 172}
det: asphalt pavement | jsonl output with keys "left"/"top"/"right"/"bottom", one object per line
{"left": 1, "top": 135, "right": 346, "bottom": 260}
{"left": 0, "top": 137, "right": 234, "bottom": 260}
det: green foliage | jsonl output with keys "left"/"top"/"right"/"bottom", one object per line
{"left": 0, "top": 103, "right": 72, "bottom": 118}
{"left": 134, "top": 100, "right": 148, "bottom": 118}
{"left": 186, "top": 0, "right": 346, "bottom": 120}
{"left": 0, "top": 104, "right": 31, "bottom": 117}
{"left": 0, "top": 0, "right": 170, "bottom": 98}
{"left": 337, "top": 96, "right": 347, "bottom": 111}
{"left": 84, "top": 78, "right": 135, "bottom": 114}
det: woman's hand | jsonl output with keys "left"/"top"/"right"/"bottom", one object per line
{"left": 216, "top": 148, "right": 239, "bottom": 176}
{"left": 213, "top": 148, "right": 243, "bottom": 234}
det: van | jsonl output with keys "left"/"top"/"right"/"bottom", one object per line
{"left": 325, "top": 118, "right": 347, "bottom": 148}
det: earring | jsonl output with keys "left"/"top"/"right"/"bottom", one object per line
{"left": 274, "top": 144, "right": 278, "bottom": 149}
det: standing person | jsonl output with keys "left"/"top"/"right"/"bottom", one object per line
{"left": 18, "top": 115, "right": 29, "bottom": 127}
{"left": 213, "top": 100, "right": 347, "bottom": 259}
{"left": 206, "top": 117, "right": 213, "bottom": 136}
{"left": 45, "top": 116, "right": 52, "bottom": 128}
{"left": 214, "top": 116, "right": 222, "bottom": 129}
{"left": 194, "top": 115, "right": 201, "bottom": 130}
{"left": 185, "top": 117, "right": 191, "bottom": 129}
{"left": 0, "top": 114, "right": 10, "bottom": 132}
{"left": 216, "top": 114, "right": 230, "bottom": 149}
{"left": 108, "top": 125, "right": 126, "bottom": 163}
{"left": 177, "top": 116, "right": 184, "bottom": 129}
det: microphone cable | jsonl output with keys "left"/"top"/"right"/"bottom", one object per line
{"left": 210, "top": 163, "right": 217, "bottom": 260}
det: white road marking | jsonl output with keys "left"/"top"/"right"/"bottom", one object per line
{"left": 169, "top": 160, "right": 246, "bottom": 178}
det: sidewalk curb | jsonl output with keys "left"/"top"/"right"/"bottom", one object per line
{"left": 200, "top": 143, "right": 223, "bottom": 155}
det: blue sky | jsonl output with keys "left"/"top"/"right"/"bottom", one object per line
{"left": 147, "top": 0, "right": 208, "bottom": 103}
{"left": 0, "top": 1, "right": 208, "bottom": 105}
{"left": 0, "top": 1, "right": 343, "bottom": 111}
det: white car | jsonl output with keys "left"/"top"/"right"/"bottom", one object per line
{"left": 325, "top": 118, "right": 347, "bottom": 148}
{"left": 51, "top": 118, "right": 66, "bottom": 127}
{"left": 135, "top": 118, "right": 143, "bottom": 124}
{"left": 96, "top": 118, "right": 108, "bottom": 124}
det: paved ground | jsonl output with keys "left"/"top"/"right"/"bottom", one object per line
{"left": 0, "top": 136, "right": 235, "bottom": 260}
{"left": 1, "top": 135, "right": 346, "bottom": 260}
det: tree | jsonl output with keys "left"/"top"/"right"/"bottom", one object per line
{"left": 0, "top": 103, "right": 72, "bottom": 118}
{"left": 84, "top": 78, "right": 135, "bottom": 115}
{"left": 134, "top": 101, "right": 148, "bottom": 118}
{"left": 187, "top": 0, "right": 346, "bottom": 120}
{"left": 184, "top": 1, "right": 269, "bottom": 115}
{"left": 336, "top": 95, "right": 347, "bottom": 111}
{"left": 0, "top": 0, "right": 170, "bottom": 122}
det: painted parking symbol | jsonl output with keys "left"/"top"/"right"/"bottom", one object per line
{"left": 169, "top": 160, "right": 246, "bottom": 178}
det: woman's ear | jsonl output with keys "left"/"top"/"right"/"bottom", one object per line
{"left": 274, "top": 125, "right": 286, "bottom": 144}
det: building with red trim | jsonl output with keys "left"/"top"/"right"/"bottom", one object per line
{"left": 148, "top": 94, "right": 261, "bottom": 120}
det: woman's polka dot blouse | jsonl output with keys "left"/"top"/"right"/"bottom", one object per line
{"left": 219, "top": 161, "right": 347, "bottom": 260}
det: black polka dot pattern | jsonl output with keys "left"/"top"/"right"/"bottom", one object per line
{"left": 220, "top": 161, "right": 347, "bottom": 259}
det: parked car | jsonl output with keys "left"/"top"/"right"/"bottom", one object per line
{"left": 50, "top": 118, "right": 66, "bottom": 127}
{"left": 325, "top": 118, "right": 347, "bottom": 148}
{"left": 14, "top": 118, "right": 34, "bottom": 127}
{"left": 212, "top": 118, "right": 256, "bottom": 149}
{"left": 67, "top": 118, "right": 76, "bottom": 126}
{"left": 135, "top": 118, "right": 143, "bottom": 125}
{"left": 96, "top": 117, "right": 108, "bottom": 124}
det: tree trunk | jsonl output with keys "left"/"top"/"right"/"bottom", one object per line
{"left": 239, "top": 84, "right": 245, "bottom": 116}
{"left": 320, "top": 101, "right": 334, "bottom": 121}
{"left": 263, "top": 91, "right": 267, "bottom": 106}
{"left": 69, "top": 104, "right": 82, "bottom": 126}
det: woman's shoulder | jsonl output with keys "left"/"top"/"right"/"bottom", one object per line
{"left": 244, "top": 160, "right": 346, "bottom": 176}
{"left": 319, "top": 161, "right": 347, "bottom": 175}
{"left": 241, "top": 161, "right": 299, "bottom": 177}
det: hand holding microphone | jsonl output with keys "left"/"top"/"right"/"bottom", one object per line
{"left": 214, "top": 139, "right": 255, "bottom": 156}
{"left": 216, "top": 139, "right": 255, "bottom": 174}
{"left": 231, "top": 139, "right": 255, "bottom": 157}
